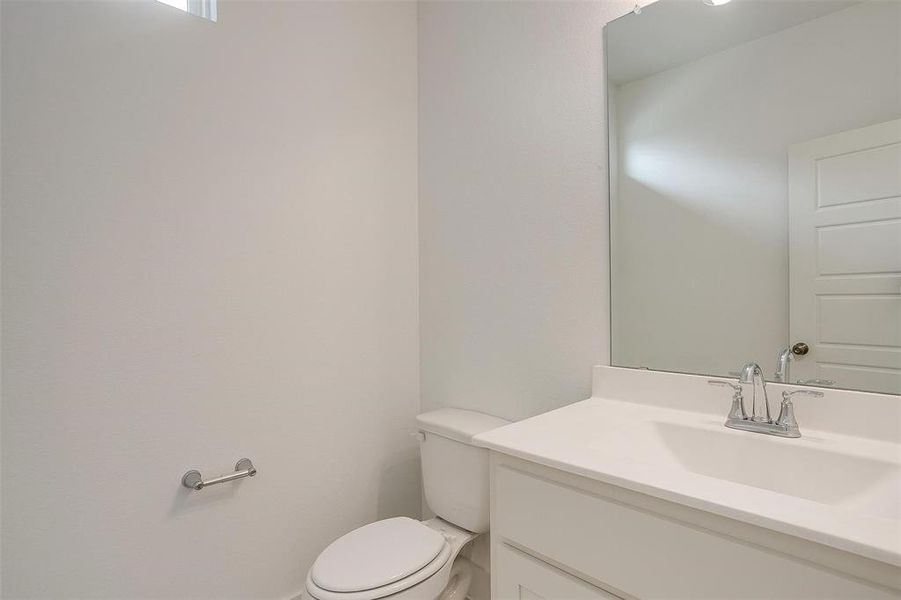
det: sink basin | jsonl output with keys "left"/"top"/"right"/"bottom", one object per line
{"left": 654, "top": 422, "right": 901, "bottom": 520}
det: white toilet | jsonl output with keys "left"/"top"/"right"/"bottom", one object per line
{"left": 304, "top": 408, "right": 510, "bottom": 600}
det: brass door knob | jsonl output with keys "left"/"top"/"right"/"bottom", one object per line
{"left": 791, "top": 342, "right": 809, "bottom": 356}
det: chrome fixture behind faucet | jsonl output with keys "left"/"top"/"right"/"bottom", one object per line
{"left": 709, "top": 363, "right": 824, "bottom": 438}
{"left": 775, "top": 347, "right": 792, "bottom": 383}
{"left": 775, "top": 342, "right": 810, "bottom": 383}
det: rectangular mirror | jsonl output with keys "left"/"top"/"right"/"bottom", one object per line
{"left": 606, "top": 0, "right": 900, "bottom": 395}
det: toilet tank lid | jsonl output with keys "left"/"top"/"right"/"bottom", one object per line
{"left": 416, "top": 408, "right": 510, "bottom": 444}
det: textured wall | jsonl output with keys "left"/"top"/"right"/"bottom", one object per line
{"left": 1, "top": 2, "right": 419, "bottom": 597}
{"left": 419, "top": 0, "right": 635, "bottom": 423}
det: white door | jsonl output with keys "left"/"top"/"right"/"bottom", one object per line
{"left": 789, "top": 119, "right": 901, "bottom": 395}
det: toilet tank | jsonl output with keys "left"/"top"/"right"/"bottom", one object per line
{"left": 415, "top": 408, "right": 510, "bottom": 533}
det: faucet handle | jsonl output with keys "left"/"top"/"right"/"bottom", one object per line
{"left": 775, "top": 389, "right": 822, "bottom": 435}
{"left": 709, "top": 380, "right": 746, "bottom": 420}
{"left": 782, "top": 389, "right": 824, "bottom": 400}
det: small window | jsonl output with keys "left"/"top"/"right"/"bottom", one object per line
{"left": 157, "top": 0, "right": 217, "bottom": 22}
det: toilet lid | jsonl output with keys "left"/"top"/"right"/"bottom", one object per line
{"left": 311, "top": 517, "right": 447, "bottom": 593}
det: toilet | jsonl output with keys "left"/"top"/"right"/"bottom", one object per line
{"left": 304, "top": 408, "right": 510, "bottom": 600}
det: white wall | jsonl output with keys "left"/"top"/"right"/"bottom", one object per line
{"left": 611, "top": 0, "right": 901, "bottom": 377}
{"left": 419, "top": 0, "right": 634, "bottom": 424}
{"left": 1, "top": 1, "right": 419, "bottom": 598}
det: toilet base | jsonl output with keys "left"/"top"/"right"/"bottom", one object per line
{"left": 437, "top": 556, "right": 473, "bottom": 600}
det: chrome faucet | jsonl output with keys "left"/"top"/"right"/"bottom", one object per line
{"left": 709, "top": 362, "right": 824, "bottom": 438}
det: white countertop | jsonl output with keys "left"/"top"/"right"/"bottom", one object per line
{"left": 474, "top": 392, "right": 901, "bottom": 567}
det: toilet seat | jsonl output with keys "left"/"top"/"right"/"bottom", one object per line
{"left": 306, "top": 518, "right": 453, "bottom": 600}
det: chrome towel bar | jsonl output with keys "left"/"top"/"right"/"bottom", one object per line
{"left": 182, "top": 458, "right": 256, "bottom": 490}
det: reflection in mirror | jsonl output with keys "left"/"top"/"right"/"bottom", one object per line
{"left": 607, "top": 0, "right": 900, "bottom": 395}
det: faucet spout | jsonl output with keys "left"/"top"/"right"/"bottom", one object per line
{"left": 739, "top": 362, "right": 771, "bottom": 423}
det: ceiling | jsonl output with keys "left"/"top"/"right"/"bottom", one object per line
{"left": 606, "top": 0, "right": 864, "bottom": 84}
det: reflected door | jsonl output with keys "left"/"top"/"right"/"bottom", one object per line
{"left": 788, "top": 119, "right": 901, "bottom": 395}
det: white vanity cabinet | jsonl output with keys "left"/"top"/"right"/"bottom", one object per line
{"left": 489, "top": 453, "right": 901, "bottom": 600}
{"left": 495, "top": 542, "right": 618, "bottom": 600}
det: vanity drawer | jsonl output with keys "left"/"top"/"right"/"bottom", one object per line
{"left": 494, "top": 465, "right": 897, "bottom": 599}
{"left": 495, "top": 541, "right": 620, "bottom": 600}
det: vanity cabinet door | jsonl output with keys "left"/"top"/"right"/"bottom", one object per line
{"left": 494, "top": 542, "right": 621, "bottom": 600}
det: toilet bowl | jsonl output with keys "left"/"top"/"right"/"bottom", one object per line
{"left": 304, "top": 408, "right": 510, "bottom": 600}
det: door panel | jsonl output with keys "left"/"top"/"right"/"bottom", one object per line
{"left": 817, "top": 142, "right": 901, "bottom": 207}
{"left": 818, "top": 296, "right": 901, "bottom": 346}
{"left": 817, "top": 219, "right": 901, "bottom": 275}
{"left": 789, "top": 119, "right": 901, "bottom": 394}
